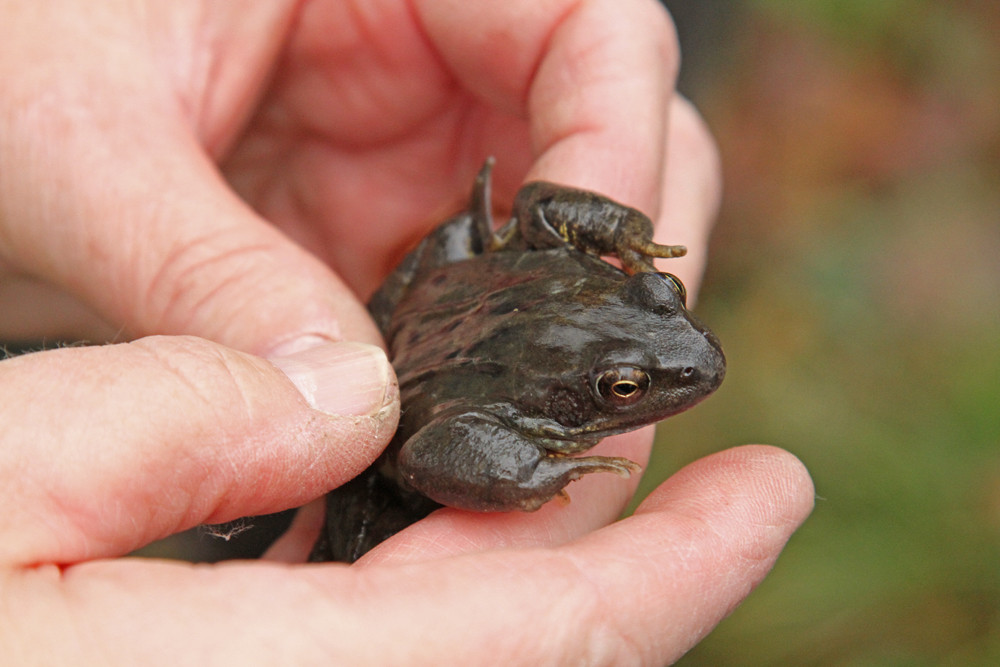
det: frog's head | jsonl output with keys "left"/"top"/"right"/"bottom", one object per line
{"left": 500, "top": 269, "right": 725, "bottom": 450}
{"left": 592, "top": 270, "right": 725, "bottom": 418}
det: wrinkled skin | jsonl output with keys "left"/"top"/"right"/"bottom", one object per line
{"left": 311, "top": 162, "right": 725, "bottom": 562}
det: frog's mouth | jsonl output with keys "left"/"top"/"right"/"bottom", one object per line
{"left": 525, "top": 386, "right": 719, "bottom": 456}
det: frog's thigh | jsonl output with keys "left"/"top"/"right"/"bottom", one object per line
{"left": 397, "top": 413, "right": 637, "bottom": 512}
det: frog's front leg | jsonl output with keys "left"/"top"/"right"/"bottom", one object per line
{"left": 512, "top": 181, "right": 687, "bottom": 274}
{"left": 396, "top": 412, "right": 641, "bottom": 512}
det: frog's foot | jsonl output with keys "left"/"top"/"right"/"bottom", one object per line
{"left": 544, "top": 452, "right": 641, "bottom": 479}
{"left": 396, "top": 413, "right": 642, "bottom": 513}
{"left": 606, "top": 203, "right": 688, "bottom": 273}
{"left": 511, "top": 181, "right": 687, "bottom": 274}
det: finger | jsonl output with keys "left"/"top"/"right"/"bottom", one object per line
{"left": 654, "top": 95, "right": 723, "bottom": 301}
{"left": 523, "top": 0, "right": 679, "bottom": 212}
{"left": 263, "top": 498, "right": 326, "bottom": 563}
{"left": 0, "top": 335, "right": 397, "bottom": 566}
{"left": 414, "top": 0, "right": 677, "bottom": 210}
{"left": 362, "top": 446, "right": 810, "bottom": 666}
{"left": 0, "top": 3, "right": 377, "bottom": 354}
{"left": 5, "top": 446, "right": 811, "bottom": 664}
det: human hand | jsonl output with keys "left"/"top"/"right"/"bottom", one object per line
{"left": 0, "top": 1, "right": 813, "bottom": 662}
{"left": 0, "top": 338, "right": 813, "bottom": 663}
{"left": 1, "top": 0, "right": 723, "bottom": 550}
{"left": 1, "top": 0, "right": 716, "bottom": 340}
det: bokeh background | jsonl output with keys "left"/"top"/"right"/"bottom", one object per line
{"left": 645, "top": 1, "right": 1000, "bottom": 664}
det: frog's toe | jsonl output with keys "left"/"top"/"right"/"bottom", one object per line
{"left": 540, "top": 453, "right": 642, "bottom": 483}
{"left": 619, "top": 239, "right": 686, "bottom": 274}
{"left": 640, "top": 239, "right": 687, "bottom": 259}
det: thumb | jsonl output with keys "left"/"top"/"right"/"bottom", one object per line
{"left": 0, "top": 335, "right": 398, "bottom": 567}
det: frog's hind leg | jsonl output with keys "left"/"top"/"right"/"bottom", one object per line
{"left": 309, "top": 464, "right": 441, "bottom": 562}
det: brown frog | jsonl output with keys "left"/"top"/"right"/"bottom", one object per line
{"left": 310, "top": 160, "right": 725, "bottom": 562}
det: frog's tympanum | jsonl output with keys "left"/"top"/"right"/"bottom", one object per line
{"left": 309, "top": 160, "right": 725, "bottom": 562}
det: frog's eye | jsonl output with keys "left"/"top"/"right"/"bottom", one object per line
{"left": 595, "top": 367, "right": 651, "bottom": 407}
{"left": 663, "top": 273, "right": 687, "bottom": 306}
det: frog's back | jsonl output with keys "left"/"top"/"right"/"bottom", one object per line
{"left": 381, "top": 248, "right": 625, "bottom": 384}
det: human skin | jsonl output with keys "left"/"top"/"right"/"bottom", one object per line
{"left": 0, "top": 1, "right": 814, "bottom": 664}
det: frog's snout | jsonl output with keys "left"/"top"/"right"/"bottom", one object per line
{"left": 696, "top": 342, "right": 726, "bottom": 393}
{"left": 673, "top": 328, "right": 726, "bottom": 398}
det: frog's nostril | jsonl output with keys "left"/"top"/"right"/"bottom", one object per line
{"left": 681, "top": 366, "right": 695, "bottom": 379}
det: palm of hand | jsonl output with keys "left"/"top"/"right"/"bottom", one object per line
{"left": 219, "top": 2, "right": 540, "bottom": 297}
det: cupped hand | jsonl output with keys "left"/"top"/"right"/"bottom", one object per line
{"left": 0, "top": 0, "right": 715, "bottom": 346}
{"left": 0, "top": 2, "right": 812, "bottom": 663}
{"left": 0, "top": 336, "right": 813, "bottom": 663}
{"left": 1, "top": 0, "right": 722, "bottom": 542}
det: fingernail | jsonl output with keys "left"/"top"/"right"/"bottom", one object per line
{"left": 270, "top": 341, "right": 394, "bottom": 416}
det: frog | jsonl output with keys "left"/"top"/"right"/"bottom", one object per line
{"left": 309, "top": 159, "right": 726, "bottom": 562}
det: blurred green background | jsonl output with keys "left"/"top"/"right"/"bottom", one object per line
{"left": 646, "top": 1, "right": 1000, "bottom": 664}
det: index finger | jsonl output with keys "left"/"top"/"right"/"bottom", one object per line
{"left": 417, "top": 0, "right": 677, "bottom": 210}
